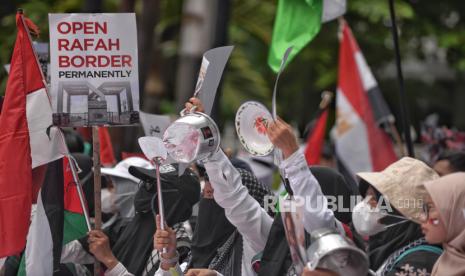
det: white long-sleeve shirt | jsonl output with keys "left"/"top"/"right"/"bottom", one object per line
{"left": 279, "top": 150, "right": 337, "bottom": 233}
{"left": 202, "top": 150, "right": 338, "bottom": 274}
{"left": 61, "top": 241, "right": 133, "bottom": 276}
{"left": 61, "top": 221, "right": 194, "bottom": 276}
{"left": 156, "top": 150, "right": 269, "bottom": 276}
{"left": 108, "top": 149, "right": 339, "bottom": 276}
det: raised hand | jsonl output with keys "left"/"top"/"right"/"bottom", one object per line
{"left": 154, "top": 214, "right": 177, "bottom": 270}
{"left": 266, "top": 117, "right": 299, "bottom": 160}
{"left": 185, "top": 97, "right": 205, "bottom": 113}
{"left": 88, "top": 230, "right": 118, "bottom": 269}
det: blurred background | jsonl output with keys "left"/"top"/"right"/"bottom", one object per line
{"left": 1, "top": 0, "right": 465, "bottom": 158}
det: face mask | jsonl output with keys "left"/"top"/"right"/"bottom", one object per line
{"left": 101, "top": 188, "right": 115, "bottom": 214}
{"left": 352, "top": 198, "right": 408, "bottom": 236}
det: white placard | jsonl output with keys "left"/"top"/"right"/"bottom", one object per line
{"left": 49, "top": 13, "right": 139, "bottom": 126}
{"left": 139, "top": 111, "right": 171, "bottom": 138}
{"left": 138, "top": 136, "right": 167, "bottom": 162}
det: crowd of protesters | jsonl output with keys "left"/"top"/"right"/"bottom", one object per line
{"left": 1, "top": 98, "right": 464, "bottom": 276}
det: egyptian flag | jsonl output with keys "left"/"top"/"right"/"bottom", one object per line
{"left": 18, "top": 157, "right": 88, "bottom": 275}
{"left": 304, "top": 109, "right": 329, "bottom": 165}
{"left": 0, "top": 12, "right": 63, "bottom": 257}
{"left": 334, "top": 20, "right": 397, "bottom": 179}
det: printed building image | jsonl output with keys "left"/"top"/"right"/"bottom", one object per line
{"left": 53, "top": 81, "right": 139, "bottom": 126}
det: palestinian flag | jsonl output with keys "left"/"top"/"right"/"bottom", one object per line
{"left": 0, "top": 11, "right": 64, "bottom": 257}
{"left": 18, "top": 157, "right": 88, "bottom": 275}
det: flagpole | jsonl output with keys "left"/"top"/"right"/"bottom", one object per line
{"left": 92, "top": 126, "right": 102, "bottom": 274}
{"left": 67, "top": 155, "right": 92, "bottom": 230}
{"left": 389, "top": 122, "right": 407, "bottom": 157}
{"left": 92, "top": 127, "right": 102, "bottom": 231}
{"left": 18, "top": 9, "right": 92, "bottom": 230}
{"left": 387, "top": 0, "right": 415, "bottom": 157}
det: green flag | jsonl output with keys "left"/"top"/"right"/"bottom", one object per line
{"left": 268, "top": 0, "right": 323, "bottom": 72}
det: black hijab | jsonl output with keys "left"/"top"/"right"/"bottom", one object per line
{"left": 358, "top": 179, "right": 424, "bottom": 270}
{"left": 80, "top": 164, "right": 200, "bottom": 275}
{"left": 311, "top": 166, "right": 354, "bottom": 224}
{"left": 190, "top": 198, "right": 236, "bottom": 268}
{"left": 258, "top": 166, "right": 353, "bottom": 276}
{"left": 190, "top": 168, "right": 273, "bottom": 270}
{"left": 368, "top": 219, "right": 422, "bottom": 270}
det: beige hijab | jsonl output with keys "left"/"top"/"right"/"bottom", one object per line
{"left": 424, "top": 172, "right": 465, "bottom": 276}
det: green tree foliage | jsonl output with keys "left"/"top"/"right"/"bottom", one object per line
{"left": 1, "top": 0, "right": 465, "bottom": 132}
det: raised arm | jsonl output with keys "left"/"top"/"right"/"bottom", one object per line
{"left": 204, "top": 150, "right": 274, "bottom": 253}
{"left": 267, "top": 118, "right": 336, "bottom": 232}
{"left": 184, "top": 97, "right": 274, "bottom": 252}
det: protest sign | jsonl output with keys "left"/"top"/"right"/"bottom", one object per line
{"left": 49, "top": 13, "right": 139, "bottom": 126}
{"left": 139, "top": 111, "right": 171, "bottom": 139}
{"left": 193, "top": 46, "right": 233, "bottom": 116}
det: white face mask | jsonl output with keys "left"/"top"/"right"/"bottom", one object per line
{"left": 101, "top": 188, "right": 115, "bottom": 214}
{"left": 352, "top": 198, "right": 408, "bottom": 236}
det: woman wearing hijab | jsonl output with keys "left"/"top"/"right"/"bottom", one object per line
{"left": 100, "top": 157, "right": 155, "bottom": 228}
{"left": 421, "top": 172, "right": 465, "bottom": 276}
{"left": 178, "top": 98, "right": 344, "bottom": 276}
{"left": 61, "top": 163, "right": 200, "bottom": 276}
{"left": 353, "top": 157, "right": 443, "bottom": 275}
{"left": 258, "top": 166, "right": 354, "bottom": 276}
{"left": 154, "top": 166, "right": 274, "bottom": 276}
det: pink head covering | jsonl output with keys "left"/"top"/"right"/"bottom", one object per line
{"left": 424, "top": 172, "right": 465, "bottom": 276}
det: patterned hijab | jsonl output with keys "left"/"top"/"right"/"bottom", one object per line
{"left": 237, "top": 168, "right": 274, "bottom": 212}
{"left": 424, "top": 172, "right": 465, "bottom": 276}
{"left": 190, "top": 167, "right": 273, "bottom": 273}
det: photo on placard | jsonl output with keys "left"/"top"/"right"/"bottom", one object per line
{"left": 194, "top": 57, "right": 210, "bottom": 97}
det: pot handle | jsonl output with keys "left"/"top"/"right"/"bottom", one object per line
{"left": 180, "top": 105, "right": 198, "bottom": 116}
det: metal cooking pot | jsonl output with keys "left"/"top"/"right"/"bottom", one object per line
{"left": 163, "top": 108, "right": 220, "bottom": 163}
{"left": 307, "top": 228, "right": 369, "bottom": 276}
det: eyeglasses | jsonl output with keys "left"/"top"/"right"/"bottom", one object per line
{"left": 421, "top": 203, "right": 432, "bottom": 221}
{"left": 422, "top": 203, "right": 440, "bottom": 225}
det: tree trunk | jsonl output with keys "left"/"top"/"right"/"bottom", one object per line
{"left": 83, "top": 0, "right": 102, "bottom": 12}
{"left": 209, "top": 0, "right": 231, "bottom": 124}
{"left": 119, "top": 0, "right": 135, "bottom": 12}
{"left": 112, "top": 0, "right": 160, "bottom": 158}
{"left": 175, "top": 0, "right": 218, "bottom": 111}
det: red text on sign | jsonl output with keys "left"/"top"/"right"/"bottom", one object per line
{"left": 58, "top": 55, "right": 132, "bottom": 68}
{"left": 58, "top": 38, "right": 120, "bottom": 51}
{"left": 57, "top": 21, "right": 107, "bottom": 34}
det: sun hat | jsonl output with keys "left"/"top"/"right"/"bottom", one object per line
{"left": 357, "top": 157, "right": 439, "bottom": 223}
{"left": 101, "top": 157, "right": 154, "bottom": 183}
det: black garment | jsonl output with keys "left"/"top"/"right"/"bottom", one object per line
{"left": 80, "top": 164, "right": 200, "bottom": 276}
{"left": 310, "top": 166, "right": 354, "bottom": 224}
{"left": 209, "top": 231, "right": 244, "bottom": 275}
{"left": 385, "top": 249, "right": 441, "bottom": 276}
{"left": 258, "top": 212, "right": 293, "bottom": 276}
{"left": 63, "top": 129, "right": 85, "bottom": 154}
{"left": 359, "top": 180, "right": 427, "bottom": 271}
{"left": 190, "top": 168, "right": 273, "bottom": 275}
{"left": 368, "top": 221, "right": 424, "bottom": 271}
{"left": 190, "top": 198, "right": 237, "bottom": 268}
{"left": 71, "top": 153, "right": 107, "bottom": 217}
{"left": 259, "top": 166, "right": 352, "bottom": 276}
{"left": 2, "top": 255, "right": 21, "bottom": 276}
